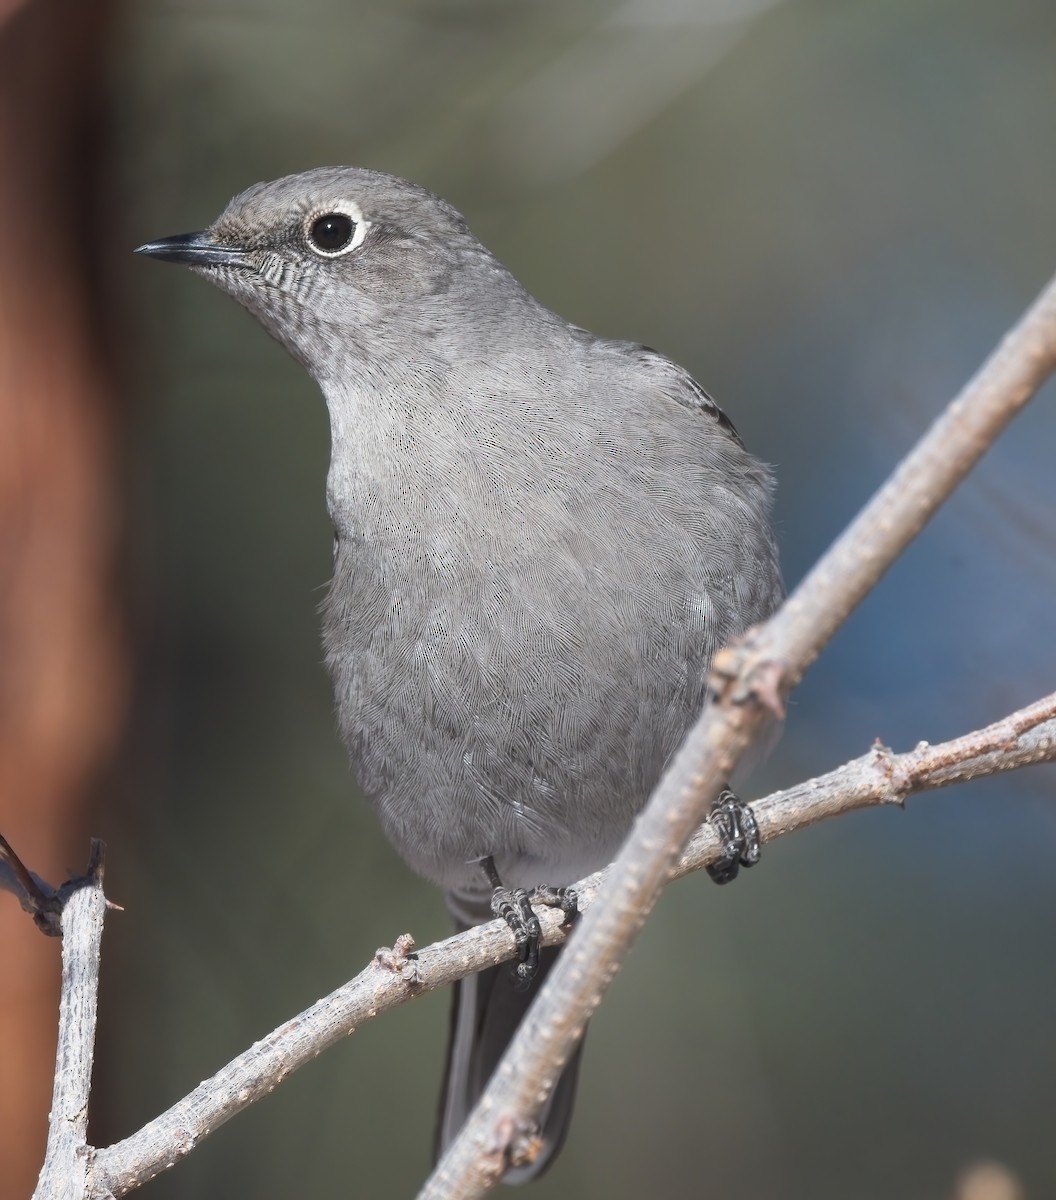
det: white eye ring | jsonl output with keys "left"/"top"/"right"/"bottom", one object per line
{"left": 304, "top": 201, "right": 370, "bottom": 258}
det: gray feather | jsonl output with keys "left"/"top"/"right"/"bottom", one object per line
{"left": 142, "top": 166, "right": 785, "bottom": 1181}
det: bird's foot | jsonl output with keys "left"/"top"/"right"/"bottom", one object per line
{"left": 491, "top": 883, "right": 542, "bottom": 989}
{"left": 480, "top": 857, "right": 579, "bottom": 990}
{"left": 706, "top": 787, "right": 761, "bottom": 885}
{"left": 529, "top": 883, "right": 579, "bottom": 928}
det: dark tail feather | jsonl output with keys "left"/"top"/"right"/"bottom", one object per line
{"left": 435, "top": 943, "right": 584, "bottom": 1184}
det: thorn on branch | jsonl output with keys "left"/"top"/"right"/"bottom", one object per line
{"left": 749, "top": 658, "right": 788, "bottom": 719}
{"left": 507, "top": 1123, "right": 543, "bottom": 1171}
{"left": 707, "top": 638, "right": 788, "bottom": 718}
{"left": 869, "top": 740, "right": 895, "bottom": 772}
{"left": 0, "top": 836, "right": 109, "bottom": 938}
{"left": 374, "top": 933, "right": 420, "bottom": 984}
{"left": 485, "top": 1113, "right": 542, "bottom": 1178}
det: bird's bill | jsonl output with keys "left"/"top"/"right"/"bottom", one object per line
{"left": 134, "top": 232, "right": 249, "bottom": 268}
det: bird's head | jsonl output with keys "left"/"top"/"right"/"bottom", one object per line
{"left": 136, "top": 167, "right": 505, "bottom": 383}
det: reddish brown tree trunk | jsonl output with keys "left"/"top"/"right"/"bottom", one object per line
{"left": 0, "top": 2, "right": 126, "bottom": 1196}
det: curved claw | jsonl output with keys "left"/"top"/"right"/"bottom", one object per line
{"left": 706, "top": 787, "right": 761, "bottom": 885}
{"left": 480, "top": 858, "right": 580, "bottom": 988}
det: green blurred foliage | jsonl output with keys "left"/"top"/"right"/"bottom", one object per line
{"left": 100, "top": 1, "right": 1055, "bottom": 1196}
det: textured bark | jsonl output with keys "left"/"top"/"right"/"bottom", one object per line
{"left": 17, "top": 700, "right": 1055, "bottom": 1199}
{"left": 0, "top": 3, "right": 125, "bottom": 1198}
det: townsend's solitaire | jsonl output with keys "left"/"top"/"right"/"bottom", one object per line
{"left": 137, "top": 167, "right": 784, "bottom": 1182}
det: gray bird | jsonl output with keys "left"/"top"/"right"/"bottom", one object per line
{"left": 137, "top": 167, "right": 784, "bottom": 1182}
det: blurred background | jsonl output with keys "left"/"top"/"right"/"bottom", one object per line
{"left": 1, "top": 1, "right": 1054, "bottom": 1197}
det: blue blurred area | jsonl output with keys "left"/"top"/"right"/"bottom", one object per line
{"left": 104, "top": 2, "right": 1055, "bottom": 1197}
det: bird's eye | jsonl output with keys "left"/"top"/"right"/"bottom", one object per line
{"left": 308, "top": 212, "right": 357, "bottom": 255}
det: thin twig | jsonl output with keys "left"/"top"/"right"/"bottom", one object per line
{"left": 0, "top": 831, "right": 63, "bottom": 935}
{"left": 85, "top": 698, "right": 1056, "bottom": 1199}
{"left": 687, "top": 697, "right": 1056, "bottom": 864}
{"left": 420, "top": 271, "right": 1056, "bottom": 1197}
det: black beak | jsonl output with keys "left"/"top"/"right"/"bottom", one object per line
{"left": 134, "top": 231, "right": 250, "bottom": 268}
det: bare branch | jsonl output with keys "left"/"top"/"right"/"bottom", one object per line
{"left": 0, "top": 831, "right": 64, "bottom": 935}
{"left": 681, "top": 697, "right": 1056, "bottom": 872}
{"left": 85, "top": 696, "right": 1056, "bottom": 1198}
{"left": 32, "top": 842, "right": 107, "bottom": 1200}
{"left": 21, "top": 274, "right": 1056, "bottom": 1198}
{"left": 420, "top": 272, "right": 1056, "bottom": 1196}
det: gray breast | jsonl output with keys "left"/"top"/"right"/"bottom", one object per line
{"left": 320, "top": 350, "right": 781, "bottom": 894}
